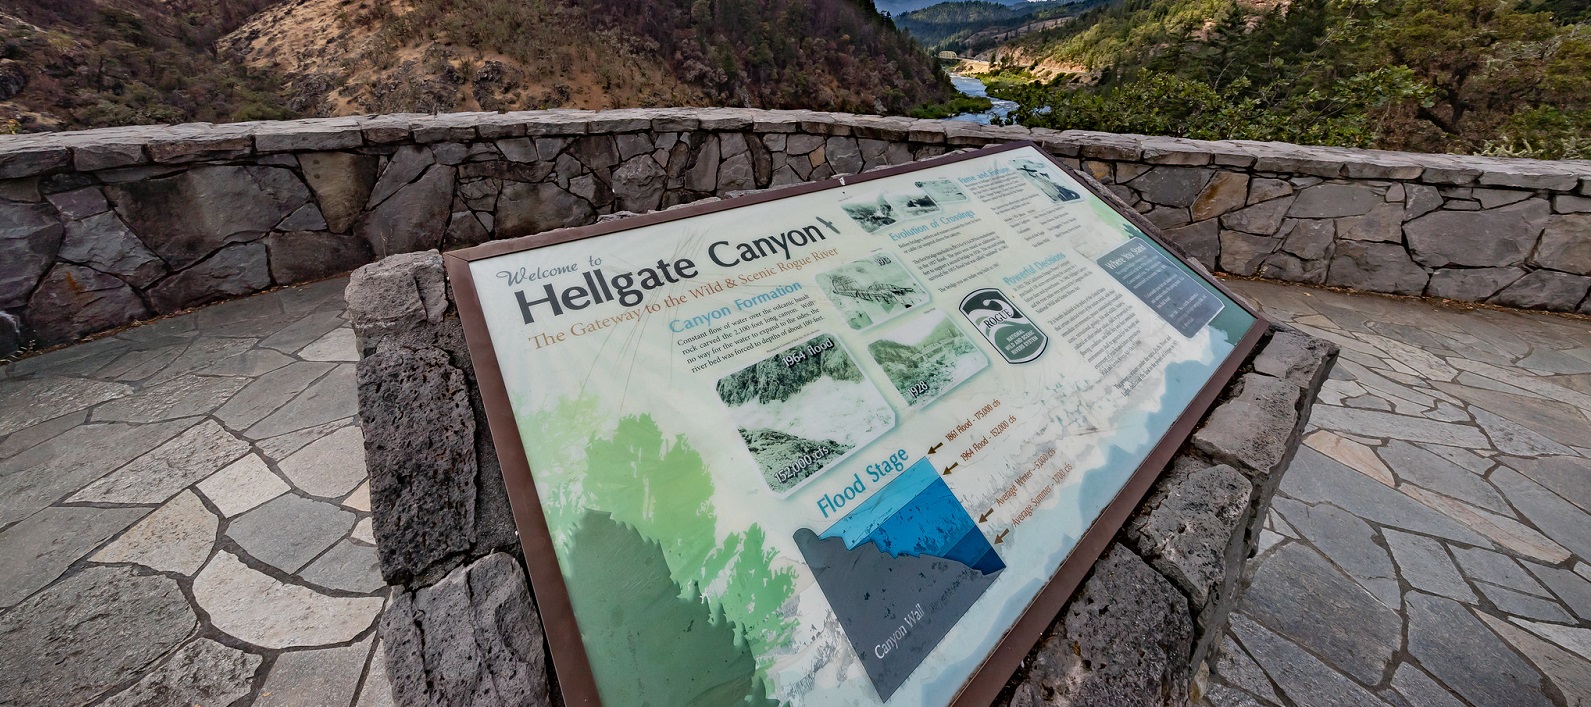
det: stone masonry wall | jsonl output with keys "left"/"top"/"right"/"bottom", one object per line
{"left": 344, "top": 250, "right": 1336, "bottom": 706}
{"left": 0, "top": 107, "right": 1588, "bottom": 358}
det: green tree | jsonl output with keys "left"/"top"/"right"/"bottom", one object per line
{"left": 1344, "top": 0, "right": 1562, "bottom": 136}
{"left": 1522, "top": 0, "right": 1591, "bottom": 24}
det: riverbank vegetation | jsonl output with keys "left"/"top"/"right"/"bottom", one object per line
{"left": 910, "top": 93, "right": 994, "bottom": 118}
{"left": 980, "top": 0, "right": 1591, "bottom": 158}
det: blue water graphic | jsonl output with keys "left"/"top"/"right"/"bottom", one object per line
{"left": 820, "top": 458, "right": 1004, "bottom": 574}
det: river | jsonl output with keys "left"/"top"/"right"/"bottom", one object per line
{"left": 949, "top": 73, "right": 1018, "bottom": 125}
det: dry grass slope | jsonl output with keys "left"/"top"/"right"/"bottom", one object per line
{"left": 219, "top": 0, "right": 710, "bottom": 116}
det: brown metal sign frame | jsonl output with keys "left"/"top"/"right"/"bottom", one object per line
{"left": 444, "top": 141, "right": 1269, "bottom": 707}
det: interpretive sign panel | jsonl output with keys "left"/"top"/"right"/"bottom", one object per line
{"left": 446, "top": 143, "right": 1264, "bottom": 707}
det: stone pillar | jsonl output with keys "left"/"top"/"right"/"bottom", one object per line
{"left": 345, "top": 251, "right": 538, "bottom": 706}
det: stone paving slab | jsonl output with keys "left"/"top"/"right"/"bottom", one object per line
{"left": 0, "top": 276, "right": 391, "bottom": 707}
{"left": 3, "top": 273, "right": 1590, "bottom": 706}
{"left": 1207, "top": 279, "right": 1591, "bottom": 707}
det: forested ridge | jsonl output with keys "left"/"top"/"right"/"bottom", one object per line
{"left": 894, "top": 0, "right": 1092, "bottom": 54}
{"left": 971, "top": 0, "right": 1591, "bottom": 157}
{"left": 896, "top": 0, "right": 1040, "bottom": 48}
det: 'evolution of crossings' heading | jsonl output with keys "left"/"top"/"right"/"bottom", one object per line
{"left": 512, "top": 218, "right": 841, "bottom": 324}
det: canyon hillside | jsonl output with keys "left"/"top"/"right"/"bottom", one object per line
{"left": 0, "top": 0, "right": 955, "bottom": 131}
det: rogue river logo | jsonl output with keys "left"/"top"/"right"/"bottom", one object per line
{"left": 959, "top": 288, "right": 1048, "bottom": 364}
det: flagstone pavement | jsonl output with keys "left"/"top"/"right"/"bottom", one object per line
{"left": 0, "top": 277, "right": 393, "bottom": 707}
{"left": 0, "top": 274, "right": 1588, "bottom": 706}
{"left": 1207, "top": 279, "right": 1591, "bottom": 707}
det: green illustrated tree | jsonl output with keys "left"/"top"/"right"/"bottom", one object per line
{"left": 700, "top": 524, "right": 799, "bottom": 665}
{"left": 520, "top": 394, "right": 610, "bottom": 546}
{"left": 531, "top": 403, "right": 799, "bottom": 685}
{"left": 563, "top": 511, "right": 776, "bottom": 706}
{"left": 583, "top": 415, "right": 719, "bottom": 582}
